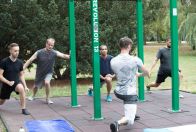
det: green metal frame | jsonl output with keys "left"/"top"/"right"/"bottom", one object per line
{"left": 68, "top": 0, "right": 180, "bottom": 115}
{"left": 68, "top": 0, "right": 78, "bottom": 107}
{"left": 90, "top": 0, "right": 103, "bottom": 120}
{"left": 136, "top": 0, "right": 145, "bottom": 101}
{"left": 170, "top": 0, "right": 180, "bottom": 112}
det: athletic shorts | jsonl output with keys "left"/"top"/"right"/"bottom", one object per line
{"left": 156, "top": 70, "right": 171, "bottom": 83}
{"left": 100, "top": 74, "right": 113, "bottom": 87}
{"left": 114, "top": 90, "right": 138, "bottom": 104}
{"left": 156, "top": 68, "right": 182, "bottom": 84}
{"left": 35, "top": 73, "right": 52, "bottom": 88}
{"left": 0, "top": 81, "right": 20, "bottom": 99}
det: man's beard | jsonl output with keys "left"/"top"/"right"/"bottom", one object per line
{"left": 167, "top": 45, "right": 171, "bottom": 48}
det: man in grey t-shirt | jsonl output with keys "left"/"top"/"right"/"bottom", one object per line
{"left": 146, "top": 38, "right": 183, "bottom": 97}
{"left": 23, "top": 38, "right": 70, "bottom": 104}
{"left": 110, "top": 37, "right": 149, "bottom": 132}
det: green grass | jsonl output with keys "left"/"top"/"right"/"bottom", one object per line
{"left": 144, "top": 44, "right": 196, "bottom": 92}
{"left": 12, "top": 44, "right": 195, "bottom": 99}
{"left": 20, "top": 44, "right": 196, "bottom": 99}
{"left": 12, "top": 84, "right": 112, "bottom": 99}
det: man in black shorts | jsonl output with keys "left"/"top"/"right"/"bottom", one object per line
{"left": 146, "top": 38, "right": 183, "bottom": 97}
{"left": 0, "top": 43, "right": 30, "bottom": 115}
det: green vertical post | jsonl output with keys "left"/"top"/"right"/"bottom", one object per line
{"left": 90, "top": 0, "right": 102, "bottom": 120}
{"left": 136, "top": 0, "right": 145, "bottom": 101}
{"left": 68, "top": 0, "right": 78, "bottom": 107}
{"left": 170, "top": 0, "right": 180, "bottom": 111}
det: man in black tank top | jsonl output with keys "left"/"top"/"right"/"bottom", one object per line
{"left": 0, "top": 43, "right": 30, "bottom": 115}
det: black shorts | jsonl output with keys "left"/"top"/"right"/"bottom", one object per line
{"left": 156, "top": 70, "right": 171, "bottom": 84}
{"left": 100, "top": 74, "right": 114, "bottom": 86}
{"left": 0, "top": 82, "right": 20, "bottom": 99}
{"left": 100, "top": 74, "right": 106, "bottom": 83}
{"left": 114, "top": 90, "right": 138, "bottom": 104}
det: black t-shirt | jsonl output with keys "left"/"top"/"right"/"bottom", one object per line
{"left": 156, "top": 47, "right": 171, "bottom": 73}
{"left": 0, "top": 57, "right": 23, "bottom": 83}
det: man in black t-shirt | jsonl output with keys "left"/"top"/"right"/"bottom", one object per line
{"left": 0, "top": 43, "right": 30, "bottom": 115}
{"left": 146, "top": 38, "right": 183, "bottom": 97}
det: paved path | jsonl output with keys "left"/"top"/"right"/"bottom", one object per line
{"left": 1, "top": 90, "right": 196, "bottom": 132}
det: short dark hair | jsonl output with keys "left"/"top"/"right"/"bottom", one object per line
{"left": 166, "top": 36, "right": 171, "bottom": 41}
{"left": 8, "top": 43, "right": 19, "bottom": 50}
{"left": 100, "top": 45, "right": 107, "bottom": 50}
{"left": 119, "top": 36, "right": 133, "bottom": 49}
{"left": 46, "top": 38, "right": 55, "bottom": 44}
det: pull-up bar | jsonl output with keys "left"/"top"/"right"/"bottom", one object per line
{"left": 68, "top": 0, "right": 181, "bottom": 120}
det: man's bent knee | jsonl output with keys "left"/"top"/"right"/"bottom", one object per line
{"left": 44, "top": 81, "right": 50, "bottom": 87}
{"left": 15, "top": 84, "right": 25, "bottom": 93}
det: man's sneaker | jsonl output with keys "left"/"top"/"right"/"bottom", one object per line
{"left": 46, "top": 99, "right": 54, "bottom": 104}
{"left": 179, "top": 94, "right": 184, "bottom": 98}
{"left": 146, "top": 86, "right": 152, "bottom": 94}
{"left": 87, "top": 89, "right": 93, "bottom": 96}
{"left": 134, "top": 115, "right": 140, "bottom": 121}
{"left": 22, "top": 109, "right": 30, "bottom": 115}
{"left": 106, "top": 95, "right": 112, "bottom": 102}
{"left": 28, "top": 96, "right": 34, "bottom": 101}
{"left": 146, "top": 86, "right": 150, "bottom": 91}
{"left": 110, "top": 121, "right": 119, "bottom": 132}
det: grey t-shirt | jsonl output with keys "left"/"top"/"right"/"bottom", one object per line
{"left": 156, "top": 47, "right": 171, "bottom": 72}
{"left": 110, "top": 54, "right": 143, "bottom": 95}
{"left": 35, "top": 49, "right": 57, "bottom": 81}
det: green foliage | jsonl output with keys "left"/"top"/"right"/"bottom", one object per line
{"left": 143, "top": 0, "right": 169, "bottom": 41}
{"left": 178, "top": 1, "right": 196, "bottom": 50}
{"left": 73, "top": 1, "right": 137, "bottom": 74}
{"left": 0, "top": 0, "right": 195, "bottom": 79}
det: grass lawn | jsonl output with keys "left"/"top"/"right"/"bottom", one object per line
{"left": 144, "top": 44, "right": 196, "bottom": 93}
{"left": 17, "top": 44, "right": 196, "bottom": 99}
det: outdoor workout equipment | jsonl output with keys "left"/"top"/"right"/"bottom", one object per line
{"left": 68, "top": 0, "right": 181, "bottom": 120}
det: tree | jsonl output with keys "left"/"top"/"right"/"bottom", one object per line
{"left": 179, "top": 0, "right": 196, "bottom": 50}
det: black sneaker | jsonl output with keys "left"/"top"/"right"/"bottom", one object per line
{"left": 110, "top": 121, "right": 119, "bottom": 132}
{"left": 22, "top": 109, "right": 30, "bottom": 115}
{"left": 134, "top": 115, "right": 140, "bottom": 121}
{"left": 146, "top": 86, "right": 150, "bottom": 91}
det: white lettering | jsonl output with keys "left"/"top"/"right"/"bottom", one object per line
{"left": 92, "top": 0, "right": 99, "bottom": 44}
{"left": 94, "top": 34, "right": 99, "bottom": 43}
{"left": 94, "top": 46, "right": 99, "bottom": 52}
{"left": 93, "top": 0, "right": 97, "bottom": 8}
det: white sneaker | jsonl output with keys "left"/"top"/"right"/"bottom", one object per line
{"left": 28, "top": 96, "right": 34, "bottom": 101}
{"left": 46, "top": 99, "right": 54, "bottom": 104}
{"left": 179, "top": 94, "right": 184, "bottom": 98}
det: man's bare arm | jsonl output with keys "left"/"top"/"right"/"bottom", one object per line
{"left": 23, "top": 52, "right": 37, "bottom": 69}
{"left": 0, "top": 69, "right": 14, "bottom": 86}
{"left": 149, "top": 58, "right": 159, "bottom": 76}
{"left": 56, "top": 51, "right": 70, "bottom": 59}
